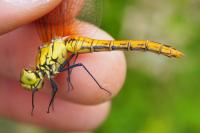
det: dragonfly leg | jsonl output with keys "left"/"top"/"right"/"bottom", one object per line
{"left": 60, "top": 63, "right": 112, "bottom": 95}
{"left": 58, "top": 54, "right": 78, "bottom": 92}
{"left": 66, "top": 54, "right": 79, "bottom": 92}
{"left": 31, "top": 88, "right": 38, "bottom": 116}
{"left": 47, "top": 78, "right": 58, "bottom": 113}
{"left": 58, "top": 54, "right": 75, "bottom": 71}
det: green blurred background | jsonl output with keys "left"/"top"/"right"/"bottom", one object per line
{"left": 1, "top": 0, "right": 200, "bottom": 132}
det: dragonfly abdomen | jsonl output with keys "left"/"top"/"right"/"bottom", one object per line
{"left": 65, "top": 36, "right": 183, "bottom": 58}
{"left": 127, "top": 40, "right": 184, "bottom": 58}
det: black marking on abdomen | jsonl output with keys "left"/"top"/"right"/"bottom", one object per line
{"left": 93, "top": 46, "right": 109, "bottom": 49}
{"left": 111, "top": 45, "right": 129, "bottom": 50}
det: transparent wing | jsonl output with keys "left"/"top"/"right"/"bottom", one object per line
{"left": 35, "top": 0, "right": 102, "bottom": 43}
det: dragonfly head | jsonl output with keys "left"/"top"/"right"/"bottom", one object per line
{"left": 20, "top": 69, "right": 44, "bottom": 91}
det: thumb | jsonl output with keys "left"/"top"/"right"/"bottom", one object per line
{"left": 0, "top": 0, "right": 62, "bottom": 35}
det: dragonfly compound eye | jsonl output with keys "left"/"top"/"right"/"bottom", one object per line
{"left": 20, "top": 69, "right": 43, "bottom": 91}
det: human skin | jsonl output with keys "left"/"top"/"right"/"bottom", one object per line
{"left": 0, "top": 0, "right": 126, "bottom": 132}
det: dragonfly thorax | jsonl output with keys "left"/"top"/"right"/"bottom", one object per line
{"left": 36, "top": 38, "right": 68, "bottom": 78}
{"left": 20, "top": 38, "right": 69, "bottom": 91}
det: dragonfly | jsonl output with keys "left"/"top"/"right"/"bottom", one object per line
{"left": 19, "top": 0, "right": 184, "bottom": 115}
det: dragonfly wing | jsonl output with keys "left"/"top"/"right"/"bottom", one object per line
{"left": 35, "top": 0, "right": 102, "bottom": 43}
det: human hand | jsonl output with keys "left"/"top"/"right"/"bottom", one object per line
{"left": 0, "top": 0, "right": 126, "bottom": 132}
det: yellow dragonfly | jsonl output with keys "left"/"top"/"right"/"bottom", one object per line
{"left": 19, "top": 0, "right": 183, "bottom": 115}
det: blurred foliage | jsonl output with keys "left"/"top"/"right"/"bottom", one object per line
{"left": 97, "top": 0, "right": 200, "bottom": 133}
{"left": 1, "top": 0, "right": 200, "bottom": 133}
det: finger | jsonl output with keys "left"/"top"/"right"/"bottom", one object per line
{"left": 0, "top": 0, "right": 86, "bottom": 35}
{"left": 0, "top": 0, "right": 62, "bottom": 34}
{"left": 0, "top": 78, "right": 110, "bottom": 132}
{"left": 0, "top": 23, "right": 126, "bottom": 105}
